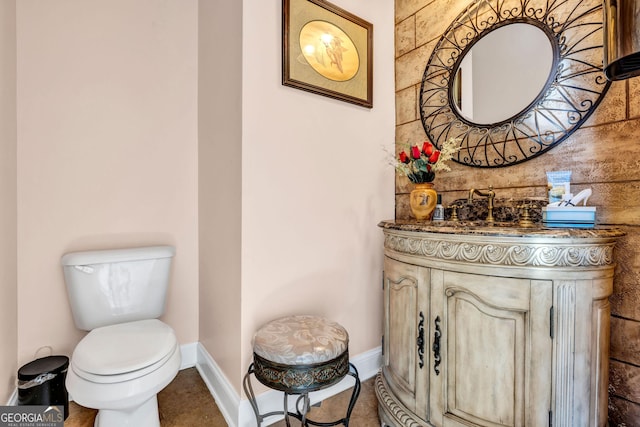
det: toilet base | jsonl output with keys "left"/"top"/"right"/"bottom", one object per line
{"left": 94, "top": 395, "right": 159, "bottom": 427}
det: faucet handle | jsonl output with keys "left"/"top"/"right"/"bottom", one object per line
{"left": 448, "top": 204, "right": 460, "bottom": 221}
{"left": 517, "top": 202, "right": 539, "bottom": 228}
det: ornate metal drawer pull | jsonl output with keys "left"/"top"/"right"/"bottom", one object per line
{"left": 433, "top": 316, "right": 441, "bottom": 375}
{"left": 417, "top": 312, "right": 425, "bottom": 369}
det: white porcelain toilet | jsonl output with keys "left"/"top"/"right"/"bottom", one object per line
{"left": 61, "top": 246, "right": 181, "bottom": 427}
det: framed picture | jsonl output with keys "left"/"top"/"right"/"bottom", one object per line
{"left": 283, "top": 0, "right": 373, "bottom": 108}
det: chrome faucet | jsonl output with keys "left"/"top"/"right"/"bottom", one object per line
{"left": 468, "top": 185, "right": 495, "bottom": 223}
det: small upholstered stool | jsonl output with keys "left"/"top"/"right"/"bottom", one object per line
{"left": 243, "top": 315, "right": 361, "bottom": 426}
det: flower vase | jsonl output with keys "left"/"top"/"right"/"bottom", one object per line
{"left": 409, "top": 182, "right": 438, "bottom": 220}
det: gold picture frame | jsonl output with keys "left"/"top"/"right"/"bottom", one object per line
{"left": 283, "top": 0, "right": 373, "bottom": 108}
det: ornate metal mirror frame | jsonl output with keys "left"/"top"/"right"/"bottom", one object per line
{"left": 419, "top": 0, "right": 610, "bottom": 168}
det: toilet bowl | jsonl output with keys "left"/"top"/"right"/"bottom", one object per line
{"left": 61, "top": 246, "right": 180, "bottom": 427}
{"left": 67, "top": 320, "right": 180, "bottom": 427}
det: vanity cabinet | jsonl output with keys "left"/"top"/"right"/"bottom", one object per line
{"left": 376, "top": 221, "right": 623, "bottom": 427}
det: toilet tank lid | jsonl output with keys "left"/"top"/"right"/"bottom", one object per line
{"left": 61, "top": 245, "right": 175, "bottom": 266}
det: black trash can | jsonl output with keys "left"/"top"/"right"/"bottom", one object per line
{"left": 17, "top": 355, "right": 69, "bottom": 420}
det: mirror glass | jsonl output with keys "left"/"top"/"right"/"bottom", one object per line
{"left": 454, "top": 23, "right": 553, "bottom": 124}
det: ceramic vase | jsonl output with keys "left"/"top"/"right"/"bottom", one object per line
{"left": 409, "top": 182, "right": 437, "bottom": 220}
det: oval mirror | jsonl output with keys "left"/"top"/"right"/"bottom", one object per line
{"left": 453, "top": 23, "right": 554, "bottom": 124}
{"left": 420, "top": 0, "right": 610, "bottom": 168}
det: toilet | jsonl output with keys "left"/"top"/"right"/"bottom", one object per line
{"left": 61, "top": 246, "right": 181, "bottom": 427}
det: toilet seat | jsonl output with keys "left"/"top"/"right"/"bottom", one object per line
{"left": 71, "top": 319, "right": 177, "bottom": 384}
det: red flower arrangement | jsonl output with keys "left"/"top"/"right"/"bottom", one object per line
{"left": 396, "top": 138, "right": 457, "bottom": 183}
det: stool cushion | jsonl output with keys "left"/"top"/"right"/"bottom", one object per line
{"left": 253, "top": 315, "right": 349, "bottom": 365}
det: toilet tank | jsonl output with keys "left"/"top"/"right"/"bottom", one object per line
{"left": 61, "top": 246, "right": 175, "bottom": 331}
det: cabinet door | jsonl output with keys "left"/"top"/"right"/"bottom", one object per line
{"left": 382, "top": 256, "right": 429, "bottom": 419}
{"left": 430, "top": 270, "right": 552, "bottom": 427}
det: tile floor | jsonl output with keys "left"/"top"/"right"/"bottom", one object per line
{"left": 64, "top": 367, "right": 381, "bottom": 426}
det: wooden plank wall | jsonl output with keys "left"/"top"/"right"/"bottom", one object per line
{"left": 394, "top": 0, "right": 640, "bottom": 425}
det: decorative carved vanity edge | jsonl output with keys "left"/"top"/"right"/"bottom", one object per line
{"left": 380, "top": 221, "right": 624, "bottom": 268}
{"left": 375, "top": 372, "right": 423, "bottom": 427}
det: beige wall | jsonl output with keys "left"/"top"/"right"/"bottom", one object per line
{"left": 198, "top": 0, "right": 243, "bottom": 386}
{"left": 395, "top": 0, "right": 640, "bottom": 424}
{"left": 15, "top": 0, "right": 199, "bottom": 366}
{"left": 198, "top": 0, "right": 396, "bottom": 394}
{"left": 239, "top": 0, "right": 395, "bottom": 387}
{"left": 0, "top": 0, "right": 17, "bottom": 404}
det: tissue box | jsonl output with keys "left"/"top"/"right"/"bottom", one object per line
{"left": 542, "top": 206, "right": 596, "bottom": 228}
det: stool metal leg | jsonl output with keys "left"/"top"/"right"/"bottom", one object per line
{"left": 284, "top": 392, "right": 292, "bottom": 427}
{"left": 294, "top": 393, "right": 311, "bottom": 425}
{"left": 302, "top": 363, "right": 361, "bottom": 427}
{"left": 244, "top": 362, "right": 361, "bottom": 427}
{"left": 243, "top": 363, "right": 266, "bottom": 426}
{"left": 244, "top": 363, "right": 310, "bottom": 427}
{"left": 343, "top": 363, "right": 361, "bottom": 427}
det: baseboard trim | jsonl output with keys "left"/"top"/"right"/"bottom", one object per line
{"left": 5, "top": 388, "right": 17, "bottom": 406}
{"left": 179, "top": 342, "right": 198, "bottom": 369}
{"left": 196, "top": 344, "right": 382, "bottom": 427}
{"left": 195, "top": 343, "right": 241, "bottom": 426}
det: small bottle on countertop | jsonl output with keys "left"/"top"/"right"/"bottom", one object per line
{"left": 433, "top": 194, "right": 444, "bottom": 221}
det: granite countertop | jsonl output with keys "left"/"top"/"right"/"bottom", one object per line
{"left": 378, "top": 219, "right": 626, "bottom": 239}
